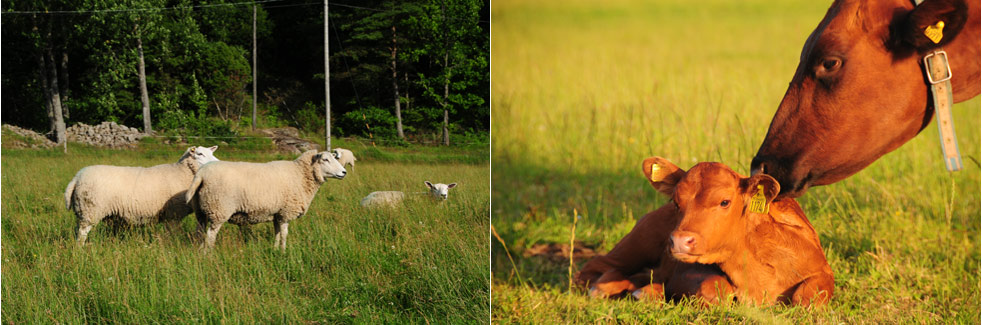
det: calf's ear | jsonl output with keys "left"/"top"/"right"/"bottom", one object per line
{"left": 641, "top": 157, "right": 685, "bottom": 197}
{"left": 741, "top": 174, "right": 780, "bottom": 204}
{"left": 900, "top": 0, "right": 968, "bottom": 51}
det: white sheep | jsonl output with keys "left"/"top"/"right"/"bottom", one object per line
{"left": 360, "top": 181, "right": 458, "bottom": 207}
{"left": 65, "top": 146, "right": 220, "bottom": 245}
{"left": 333, "top": 148, "right": 357, "bottom": 169}
{"left": 185, "top": 149, "right": 346, "bottom": 250}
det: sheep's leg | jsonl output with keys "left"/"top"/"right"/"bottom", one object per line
{"left": 192, "top": 203, "right": 207, "bottom": 243}
{"left": 201, "top": 222, "right": 224, "bottom": 252}
{"left": 76, "top": 221, "right": 94, "bottom": 246}
{"left": 273, "top": 219, "right": 289, "bottom": 251}
{"left": 75, "top": 211, "right": 102, "bottom": 246}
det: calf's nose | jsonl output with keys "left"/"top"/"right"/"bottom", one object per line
{"left": 670, "top": 232, "right": 698, "bottom": 254}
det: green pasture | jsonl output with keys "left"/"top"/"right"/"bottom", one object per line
{"left": 1, "top": 138, "right": 490, "bottom": 323}
{"left": 491, "top": 0, "right": 980, "bottom": 323}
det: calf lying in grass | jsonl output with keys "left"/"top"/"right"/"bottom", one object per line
{"left": 576, "top": 157, "right": 834, "bottom": 306}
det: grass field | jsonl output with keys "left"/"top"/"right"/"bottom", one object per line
{"left": 491, "top": 0, "right": 981, "bottom": 323}
{"left": 1, "top": 136, "right": 490, "bottom": 323}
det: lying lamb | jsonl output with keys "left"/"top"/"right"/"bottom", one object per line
{"left": 360, "top": 181, "right": 457, "bottom": 207}
{"left": 65, "top": 146, "right": 220, "bottom": 245}
{"left": 333, "top": 148, "right": 357, "bottom": 169}
{"left": 186, "top": 150, "right": 346, "bottom": 250}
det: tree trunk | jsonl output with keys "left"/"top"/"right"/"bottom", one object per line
{"left": 46, "top": 47, "right": 67, "bottom": 145}
{"left": 38, "top": 50, "right": 55, "bottom": 136}
{"left": 441, "top": 50, "right": 450, "bottom": 146}
{"left": 391, "top": 25, "right": 405, "bottom": 139}
{"left": 60, "top": 51, "right": 69, "bottom": 120}
{"left": 136, "top": 25, "right": 152, "bottom": 134}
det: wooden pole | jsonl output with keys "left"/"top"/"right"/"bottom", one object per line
{"left": 324, "top": 0, "right": 331, "bottom": 151}
{"left": 252, "top": 4, "right": 257, "bottom": 131}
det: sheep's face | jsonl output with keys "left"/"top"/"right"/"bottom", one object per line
{"left": 313, "top": 151, "right": 347, "bottom": 181}
{"left": 425, "top": 181, "right": 457, "bottom": 200}
{"left": 189, "top": 146, "right": 220, "bottom": 165}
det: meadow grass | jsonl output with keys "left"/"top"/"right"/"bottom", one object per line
{"left": 491, "top": 0, "right": 981, "bottom": 323}
{"left": 1, "top": 139, "right": 490, "bottom": 323}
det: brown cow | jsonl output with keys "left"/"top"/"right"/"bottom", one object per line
{"left": 576, "top": 157, "right": 834, "bottom": 306}
{"left": 750, "top": 0, "right": 980, "bottom": 198}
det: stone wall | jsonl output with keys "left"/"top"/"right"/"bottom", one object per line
{"left": 66, "top": 122, "right": 147, "bottom": 148}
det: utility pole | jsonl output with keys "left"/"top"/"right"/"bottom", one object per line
{"left": 252, "top": 4, "right": 257, "bottom": 131}
{"left": 324, "top": 0, "right": 331, "bottom": 151}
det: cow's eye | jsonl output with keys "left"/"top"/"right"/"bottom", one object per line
{"left": 720, "top": 200, "right": 730, "bottom": 208}
{"left": 816, "top": 56, "right": 842, "bottom": 78}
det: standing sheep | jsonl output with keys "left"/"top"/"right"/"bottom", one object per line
{"left": 333, "top": 148, "right": 357, "bottom": 169}
{"left": 360, "top": 181, "right": 458, "bottom": 207}
{"left": 65, "top": 146, "right": 220, "bottom": 245}
{"left": 186, "top": 150, "right": 347, "bottom": 250}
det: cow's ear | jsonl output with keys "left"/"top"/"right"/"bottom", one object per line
{"left": 641, "top": 157, "right": 684, "bottom": 197}
{"left": 900, "top": 0, "right": 968, "bottom": 51}
{"left": 741, "top": 174, "right": 780, "bottom": 204}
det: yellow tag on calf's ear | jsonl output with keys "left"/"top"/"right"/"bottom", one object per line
{"left": 924, "top": 21, "right": 945, "bottom": 44}
{"left": 649, "top": 163, "right": 661, "bottom": 182}
{"left": 748, "top": 185, "right": 769, "bottom": 214}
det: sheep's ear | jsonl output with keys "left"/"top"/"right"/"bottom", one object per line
{"left": 425, "top": 181, "right": 434, "bottom": 189}
{"left": 311, "top": 152, "right": 323, "bottom": 164}
{"left": 209, "top": 146, "right": 218, "bottom": 152}
{"left": 641, "top": 157, "right": 685, "bottom": 197}
{"left": 188, "top": 146, "right": 196, "bottom": 153}
{"left": 447, "top": 183, "right": 457, "bottom": 189}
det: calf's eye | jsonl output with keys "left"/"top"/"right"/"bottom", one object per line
{"left": 720, "top": 200, "right": 730, "bottom": 208}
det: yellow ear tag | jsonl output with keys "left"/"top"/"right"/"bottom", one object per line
{"left": 649, "top": 163, "right": 661, "bottom": 183}
{"left": 748, "top": 185, "right": 769, "bottom": 214}
{"left": 924, "top": 21, "right": 945, "bottom": 44}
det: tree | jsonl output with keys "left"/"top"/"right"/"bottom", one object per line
{"left": 408, "top": 0, "right": 486, "bottom": 145}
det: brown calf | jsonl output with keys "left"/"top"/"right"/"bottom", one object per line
{"left": 576, "top": 157, "right": 834, "bottom": 306}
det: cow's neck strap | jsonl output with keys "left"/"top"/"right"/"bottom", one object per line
{"left": 913, "top": 0, "right": 962, "bottom": 172}
{"left": 924, "top": 51, "right": 962, "bottom": 171}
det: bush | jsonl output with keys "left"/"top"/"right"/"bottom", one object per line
{"left": 339, "top": 106, "right": 398, "bottom": 139}
{"left": 156, "top": 109, "right": 238, "bottom": 141}
{"left": 295, "top": 102, "right": 323, "bottom": 135}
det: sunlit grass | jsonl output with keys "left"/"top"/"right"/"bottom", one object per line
{"left": 491, "top": 0, "right": 980, "bottom": 322}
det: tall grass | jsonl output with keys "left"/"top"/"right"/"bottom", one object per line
{"left": 491, "top": 0, "right": 980, "bottom": 322}
{"left": 1, "top": 143, "right": 490, "bottom": 323}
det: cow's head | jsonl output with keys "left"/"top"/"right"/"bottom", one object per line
{"left": 750, "top": 0, "right": 975, "bottom": 198}
{"left": 642, "top": 157, "right": 779, "bottom": 264}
